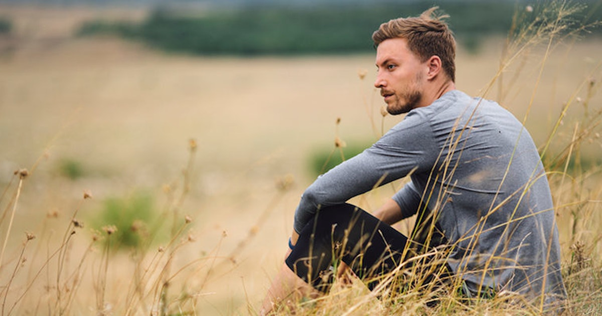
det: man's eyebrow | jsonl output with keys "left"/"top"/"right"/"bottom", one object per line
{"left": 376, "top": 58, "right": 395, "bottom": 68}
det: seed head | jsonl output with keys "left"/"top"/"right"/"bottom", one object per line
{"left": 334, "top": 136, "right": 347, "bottom": 148}
{"left": 276, "top": 174, "right": 295, "bottom": 191}
{"left": 47, "top": 209, "right": 59, "bottom": 218}
{"left": 72, "top": 218, "right": 84, "bottom": 228}
{"left": 357, "top": 69, "right": 367, "bottom": 80}
{"left": 185, "top": 215, "right": 192, "bottom": 224}
{"left": 187, "top": 233, "right": 196, "bottom": 242}
{"left": 526, "top": 5, "right": 533, "bottom": 12}
{"left": 131, "top": 220, "right": 143, "bottom": 232}
{"left": 102, "top": 225, "right": 117, "bottom": 235}
{"left": 189, "top": 138, "right": 198, "bottom": 152}
{"left": 14, "top": 168, "right": 28, "bottom": 179}
{"left": 25, "top": 232, "right": 36, "bottom": 241}
{"left": 250, "top": 225, "right": 259, "bottom": 236}
{"left": 158, "top": 246, "right": 165, "bottom": 252}
{"left": 83, "top": 190, "right": 93, "bottom": 199}
{"left": 336, "top": 117, "right": 341, "bottom": 125}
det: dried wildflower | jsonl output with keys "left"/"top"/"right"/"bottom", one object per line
{"left": 25, "top": 232, "right": 36, "bottom": 241}
{"left": 595, "top": 132, "right": 600, "bottom": 139}
{"left": 336, "top": 117, "right": 341, "bottom": 125}
{"left": 47, "top": 209, "right": 59, "bottom": 218}
{"left": 334, "top": 136, "right": 347, "bottom": 148}
{"left": 526, "top": 5, "right": 533, "bottom": 12}
{"left": 185, "top": 215, "right": 192, "bottom": 224}
{"left": 357, "top": 69, "right": 367, "bottom": 80}
{"left": 250, "top": 226, "right": 259, "bottom": 236}
{"left": 72, "top": 218, "right": 84, "bottom": 228}
{"left": 187, "top": 233, "right": 196, "bottom": 242}
{"left": 222, "top": 230, "right": 228, "bottom": 238}
{"left": 102, "top": 225, "right": 117, "bottom": 235}
{"left": 131, "top": 220, "right": 143, "bottom": 232}
{"left": 276, "top": 174, "right": 295, "bottom": 191}
{"left": 14, "top": 168, "right": 28, "bottom": 179}
{"left": 83, "top": 190, "right": 92, "bottom": 199}
{"left": 92, "top": 233, "right": 100, "bottom": 242}
{"left": 570, "top": 241, "right": 589, "bottom": 272}
{"left": 576, "top": 97, "right": 583, "bottom": 103}
{"left": 189, "top": 138, "right": 198, "bottom": 152}
{"left": 158, "top": 246, "right": 165, "bottom": 252}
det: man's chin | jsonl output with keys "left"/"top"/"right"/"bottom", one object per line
{"left": 386, "top": 104, "right": 409, "bottom": 116}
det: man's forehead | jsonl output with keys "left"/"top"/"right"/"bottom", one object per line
{"left": 375, "top": 38, "right": 411, "bottom": 65}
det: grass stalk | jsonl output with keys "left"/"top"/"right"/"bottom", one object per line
{"left": 0, "top": 170, "right": 27, "bottom": 272}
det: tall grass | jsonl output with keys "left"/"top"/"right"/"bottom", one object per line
{"left": 0, "top": 1, "right": 600, "bottom": 315}
{"left": 0, "top": 135, "right": 299, "bottom": 315}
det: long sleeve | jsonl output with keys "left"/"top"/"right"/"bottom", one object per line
{"left": 293, "top": 109, "right": 439, "bottom": 234}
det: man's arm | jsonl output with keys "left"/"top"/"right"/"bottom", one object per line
{"left": 372, "top": 198, "right": 404, "bottom": 225}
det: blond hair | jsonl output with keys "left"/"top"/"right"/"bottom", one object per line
{"left": 372, "top": 7, "right": 456, "bottom": 82}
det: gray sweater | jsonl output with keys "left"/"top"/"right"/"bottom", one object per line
{"left": 294, "top": 90, "right": 566, "bottom": 302}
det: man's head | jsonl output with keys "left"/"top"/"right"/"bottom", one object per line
{"left": 372, "top": 8, "right": 456, "bottom": 115}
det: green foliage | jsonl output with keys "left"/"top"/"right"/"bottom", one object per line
{"left": 76, "top": 3, "right": 520, "bottom": 56}
{"left": 75, "top": 2, "right": 602, "bottom": 56}
{"left": 75, "top": 20, "right": 139, "bottom": 38}
{"left": 57, "top": 158, "right": 85, "bottom": 180}
{"left": 0, "top": 17, "right": 11, "bottom": 35}
{"left": 93, "top": 191, "right": 164, "bottom": 250}
{"left": 309, "top": 141, "right": 370, "bottom": 177}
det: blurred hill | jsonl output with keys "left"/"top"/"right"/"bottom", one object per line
{"left": 1, "top": 0, "right": 601, "bottom": 57}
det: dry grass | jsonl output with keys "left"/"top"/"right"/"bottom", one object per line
{"left": 0, "top": 3, "right": 601, "bottom": 315}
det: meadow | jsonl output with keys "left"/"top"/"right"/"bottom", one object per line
{"left": 0, "top": 4, "right": 601, "bottom": 315}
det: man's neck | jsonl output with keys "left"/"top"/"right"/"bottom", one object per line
{"left": 421, "top": 80, "right": 456, "bottom": 108}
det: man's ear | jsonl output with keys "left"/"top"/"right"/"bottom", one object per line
{"left": 426, "top": 56, "right": 442, "bottom": 80}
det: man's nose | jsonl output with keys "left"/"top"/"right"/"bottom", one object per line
{"left": 374, "top": 74, "right": 385, "bottom": 88}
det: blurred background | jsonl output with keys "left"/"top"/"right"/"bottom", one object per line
{"left": 0, "top": 0, "right": 601, "bottom": 315}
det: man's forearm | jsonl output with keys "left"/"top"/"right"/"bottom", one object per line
{"left": 372, "top": 198, "right": 403, "bottom": 225}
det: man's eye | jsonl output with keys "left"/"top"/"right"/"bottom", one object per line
{"left": 387, "top": 64, "right": 396, "bottom": 70}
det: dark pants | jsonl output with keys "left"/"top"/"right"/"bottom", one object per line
{"left": 285, "top": 203, "right": 448, "bottom": 293}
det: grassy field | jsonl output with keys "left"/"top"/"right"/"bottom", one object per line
{"left": 0, "top": 4, "right": 601, "bottom": 315}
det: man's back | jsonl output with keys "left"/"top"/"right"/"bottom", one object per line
{"left": 395, "top": 90, "right": 566, "bottom": 301}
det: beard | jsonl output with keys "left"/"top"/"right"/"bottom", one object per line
{"left": 386, "top": 89, "right": 422, "bottom": 115}
{"left": 385, "top": 72, "right": 424, "bottom": 115}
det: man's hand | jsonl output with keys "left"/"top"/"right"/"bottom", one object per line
{"left": 336, "top": 262, "right": 354, "bottom": 286}
{"left": 291, "top": 230, "right": 299, "bottom": 246}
